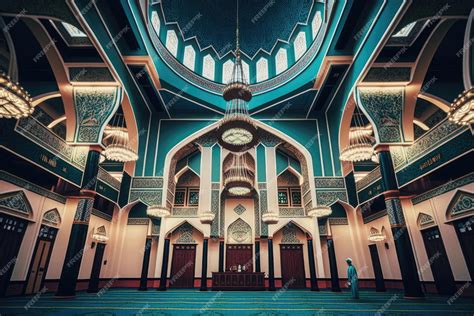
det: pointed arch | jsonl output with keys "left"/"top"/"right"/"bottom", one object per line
{"left": 42, "top": 208, "right": 61, "bottom": 226}
{"left": 446, "top": 190, "right": 474, "bottom": 222}
{"left": 0, "top": 190, "right": 33, "bottom": 219}
{"left": 227, "top": 218, "right": 252, "bottom": 244}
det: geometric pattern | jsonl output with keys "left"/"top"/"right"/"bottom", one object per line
{"left": 447, "top": 190, "right": 474, "bottom": 219}
{"left": 175, "top": 222, "right": 195, "bottom": 244}
{"left": 73, "top": 198, "right": 94, "bottom": 223}
{"left": 281, "top": 224, "right": 301, "bottom": 244}
{"left": 228, "top": 218, "right": 252, "bottom": 244}
{"left": 42, "top": 208, "right": 61, "bottom": 226}
{"left": 233, "top": 204, "right": 246, "bottom": 216}
{"left": 417, "top": 212, "right": 435, "bottom": 229}
{"left": 73, "top": 86, "right": 121, "bottom": 143}
{"left": 0, "top": 190, "right": 32, "bottom": 216}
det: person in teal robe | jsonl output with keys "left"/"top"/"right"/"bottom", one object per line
{"left": 346, "top": 258, "right": 359, "bottom": 299}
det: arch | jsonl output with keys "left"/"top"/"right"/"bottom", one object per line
{"left": 42, "top": 208, "right": 61, "bottom": 227}
{"left": 174, "top": 166, "right": 200, "bottom": 185}
{"left": 227, "top": 218, "right": 252, "bottom": 244}
{"left": 165, "top": 220, "right": 204, "bottom": 239}
{"left": 446, "top": 190, "right": 474, "bottom": 222}
{"left": 161, "top": 120, "right": 318, "bottom": 209}
{"left": 417, "top": 212, "right": 435, "bottom": 229}
{"left": 274, "top": 221, "right": 306, "bottom": 244}
{"left": 0, "top": 190, "right": 33, "bottom": 219}
{"left": 277, "top": 167, "right": 304, "bottom": 186}
{"left": 271, "top": 219, "right": 313, "bottom": 239}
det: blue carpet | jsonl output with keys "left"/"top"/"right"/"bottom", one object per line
{"left": 0, "top": 289, "right": 473, "bottom": 315}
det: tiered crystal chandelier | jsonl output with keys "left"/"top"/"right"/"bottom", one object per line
{"left": 340, "top": 106, "right": 374, "bottom": 162}
{"left": 216, "top": 0, "right": 258, "bottom": 153}
{"left": 103, "top": 113, "right": 138, "bottom": 162}
{"left": 448, "top": 88, "right": 474, "bottom": 125}
{"left": 147, "top": 205, "right": 170, "bottom": 218}
{"left": 223, "top": 153, "right": 254, "bottom": 196}
{"left": 0, "top": 72, "right": 34, "bottom": 119}
{"left": 307, "top": 205, "right": 332, "bottom": 217}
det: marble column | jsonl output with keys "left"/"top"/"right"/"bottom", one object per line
{"left": 138, "top": 237, "right": 153, "bottom": 291}
{"left": 377, "top": 146, "right": 424, "bottom": 298}
{"left": 55, "top": 148, "right": 101, "bottom": 297}
{"left": 200, "top": 238, "right": 209, "bottom": 291}
{"left": 306, "top": 237, "right": 319, "bottom": 291}
{"left": 158, "top": 238, "right": 170, "bottom": 291}
{"left": 268, "top": 238, "right": 275, "bottom": 291}
{"left": 327, "top": 237, "right": 341, "bottom": 292}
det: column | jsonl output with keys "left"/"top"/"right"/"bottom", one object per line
{"left": 56, "top": 148, "right": 101, "bottom": 297}
{"left": 218, "top": 239, "right": 224, "bottom": 272}
{"left": 255, "top": 240, "right": 261, "bottom": 272}
{"left": 268, "top": 238, "right": 275, "bottom": 291}
{"left": 327, "top": 237, "right": 341, "bottom": 292}
{"left": 306, "top": 237, "right": 319, "bottom": 291}
{"left": 200, "top": 238, "right": 209, "bottom": 291}
{"left": 138, "top": 237, "right": 153, "bottom": 291}
{"left": 377, "top": 146, "right": 424, "bottom": 298}
{"left": 158, "top": 238, "right": 170, "bottom": 291}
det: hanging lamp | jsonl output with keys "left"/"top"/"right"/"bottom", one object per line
{"left": 0, "top": 72, "right": 34, "bottom": 119}
{"left": 340, "top": 106, "right": 374, "bottom": 162}
{"left": 223, "top": 153, "right": 254, "bottom": 196}
{"left": 448, "top": 88, "right": 474, "bottom": 125}
{"left": 307, "top": 205, "right": 332, "bottom": 217}
{"left": 216, "top": 0, "right": 258, "bottom": 152}
{"left": 103, "top": 113, "right": 138, "bottom": 162}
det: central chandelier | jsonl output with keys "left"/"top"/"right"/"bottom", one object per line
{"left": 147, "top": 205, "right": 170, "bottom": 218}
{"left": 308, "top": 205, "right": 332, "bottom": 217}
{"left": 448, "top": 88, "right": 474, "bottom": 125}
{"left": 340, "top": 105, "right": 374, "bottom": 162}
{"left": 0, "top": 72, "right": 34, "bottom": 119}
{"left": 224, "top": 153, "right": 254, "bottom": 196}
{"left": 216, "top": 0, "right": 258, "bottom": 153}
{"left": 103, "top": 113, "right": 138, "bottom": 162}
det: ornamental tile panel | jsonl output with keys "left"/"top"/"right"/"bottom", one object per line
{"left": 0, "top": 190, "right": 32, "bottom": 216}
{"left": 233, "top": 204, "right": 246, "bottom": 215}
{"left": 314, "top": 177, "right": 346, "bottom": 189}
{"left": 131, "top": 177, "right": 164, "bottom": 189}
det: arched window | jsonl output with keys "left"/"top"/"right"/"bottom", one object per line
{"left": 174, "top": 169, "right": 200, "bottom": 208}
{"left": 311, "top": 11, "right": 322, "bottom": 39}
{"left": 294, "top": 31, "right": 307, "bottom": 60}
{"left": 202, "top": 54, "right": 215, "bottom": 80}
{"left": 183, "top": 45, "right": 196, "bottom": 70}
{"left": 256, "top": 57, "right": 269, "bottom": 82}
{"left": 275, "top": 48, "right": 288, "bottom": 75}
{"left": 151, "top": 11, "right": 160, "bottom": 35}
{"left": 222, "top": 59, "right": 234, "bottom": 84}
{"left": 277, "top": 170, "right": 302, "bottom": 207}
{"left": 166, "top": 30, "right": 179, "bottom": 57}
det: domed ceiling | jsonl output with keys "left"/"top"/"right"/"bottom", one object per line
{"left": 148, "top": 0, "right": 325, "bottom": 96}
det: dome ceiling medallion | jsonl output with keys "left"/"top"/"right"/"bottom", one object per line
{"left": 216, "top": 0, "right": 258, "bottom": 153}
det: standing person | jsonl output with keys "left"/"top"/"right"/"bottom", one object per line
{"left": 346, "top": 258, "right": 359, "bottom": 299}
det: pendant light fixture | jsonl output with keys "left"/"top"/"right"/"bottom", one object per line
{"left": 216, "top": 0, "right": 258, "bottom": 153}
{"left": 340, "top": 105, "right": 374, "bottom": 162}
{"left": 448, "top": 88, "right": 474, "bottom": 125}
{"left": 103, "top": 113, "right": 138, "bottom": 162}
{"left": 0, "top": 72, "right": 34, "bottom": 119}
{"left": 223, "top": 153, "right": 254, "bottom": 196}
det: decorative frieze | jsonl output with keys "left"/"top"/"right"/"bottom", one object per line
{"left": 328, "top": 217, "right": 348, "bottom": 225}
{"left": 129, "top": 190, "right": 162, "bottom": 206}
{"left": 91, "top": 208, "right": 112, "bottom": 221}
{"left": 279, "top": 207, "right": 305, "bottom": 217}
{"left": 131, "top": 177, "right": 164, "bottom": 189}
{"left": 97, "top": 167, "right": 120, "bottom": 190}
{"left": 315, "top": 177, "right": 345, "bottom": 189}
{"left": 127, "top": 218, "right": 149, "bottom": 225}
{"left": 412, "top": 173, "right": 474, "bottom": 205}
{"left": 316, "top": 190, "right": 348, "bottom": 206}
{"left": 172, "top": 207, "right": 198, "bottom": 216}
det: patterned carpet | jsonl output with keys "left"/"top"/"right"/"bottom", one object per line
{"left": 1, "top": 289, "right": 473, "bottom": 315}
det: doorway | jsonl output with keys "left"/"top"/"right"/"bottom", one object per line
{"left": 170, "top": 244, "right": 196, "bottom": 288}
{"left": 280, "top": 244, "right": 306, "bottom": 288}
{"left": 25, "top": 225, "right": 58, "bottom": 294}
{"left": 453, "top": 218, "right": 474, "bottom": 280}
{"left": 421, "top": 226, "right": 457, "bottom": 294}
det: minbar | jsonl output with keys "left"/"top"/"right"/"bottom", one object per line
{"left": 212, "top": 272, "right": 265, "bottom": 291}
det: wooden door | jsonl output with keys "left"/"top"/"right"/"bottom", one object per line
{"left": 368, "top": 244, "right": 386, "bottom": 292}
{"left": 25, "top": 225, "right": 57, "bottom": 294}
{"left": 0, "top": 213, "right": 27, "bottom": 296}
{"left": 170, "top": 244, "right": 196, "bottom": 288}
{"left": 280, "top": 244, "right": 306, "bottom": 288}
{"left": 453, "top": 218, "right": 474, "bottom": 280}
{"left": 421, "top": 227, "right": 457, "bottom": 294}
{"left": 87, "top": 243, "right": 106, "bottom": 293}
{"left": 226, "top": 244, "right": 253, "bottom": 272}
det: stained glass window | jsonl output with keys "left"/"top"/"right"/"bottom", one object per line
{"left": 290, "top": 189, "right": 302, "bottom": 206}
{"left": 256, "top": 57, "right": 268, "bottom": 82}
{"left": 222, "top": 60, "right": 234, "bottom": 84}
{"left": 174, "top": 189, "right": 186, "bottom": 206}
{"left": 294, "top": 31, "right": 307, "bottom": 61}
{"left": 166, "top": 30, "right": 179, "bottom": 57}
{"left": 202, "top": 54, "right": 215, "bottom": 80}
{"left": 275, "top": 48, "right": 288, "bottom": 75}
{"left": 183, "top": 45, "right": 196, "bottom": 70}
{"left": 278, "top": 190, "right": 289, "bottom": 206}
{"left": 188, "top": 189, "right": 199, "bottom": 206}
{"left": 311, "top": 11, "right": 322, "bottom": 40}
